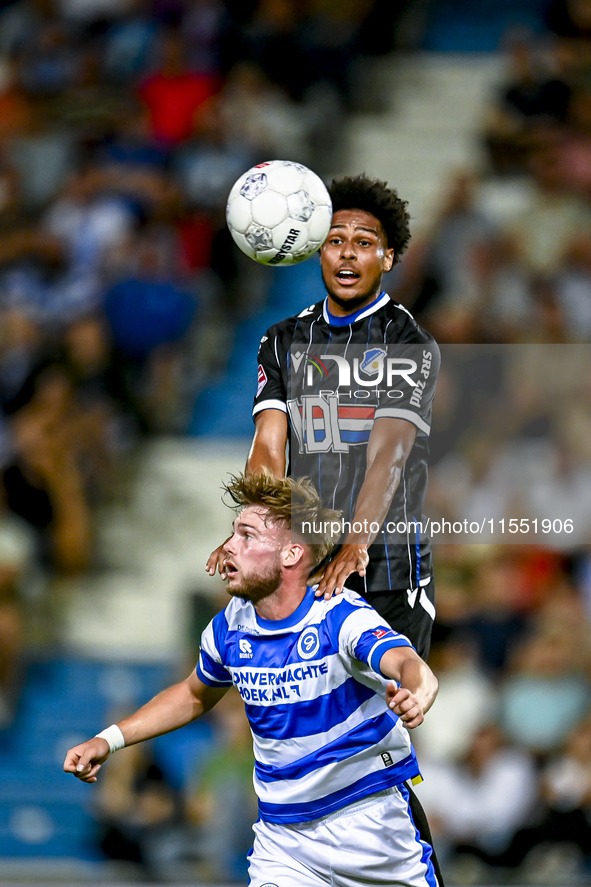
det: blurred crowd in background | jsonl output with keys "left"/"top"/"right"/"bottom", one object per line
{"left": 0, "top": 0, "right": 591, "bottom": 883}
{"left": 0, "top": 0, "right": 412, "bottom": 716}
{"left": 396, "top": 0, "right": 591, "bottom": 346}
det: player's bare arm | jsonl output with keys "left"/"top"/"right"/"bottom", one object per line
{"left": 313, "top": 417, "right": 417, "bottom": 598}
{"left": 246, "top": 408, "right": 288, "bottom": 477}
{"left": 63, "top": 672, "right": 227, "bottom": 783}
{"left": 380, "top": 645, "right": 438, "bottom": 729}
{"left": 206, "top": 409, "right": 288, "bottom": 576}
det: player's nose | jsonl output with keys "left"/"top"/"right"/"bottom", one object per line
{"left": 223, "top": 534, "right": 238, "bottom": 555}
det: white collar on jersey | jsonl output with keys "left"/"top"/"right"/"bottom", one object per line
{"left": 322, "top": 292, "right": 391, "bottom": 326}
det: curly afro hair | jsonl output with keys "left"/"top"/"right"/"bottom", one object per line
{"left": 328, "top": 174, "right": 411, "bottom": 263}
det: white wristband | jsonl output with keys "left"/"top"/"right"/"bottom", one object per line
{"left": 95, "top": 724, "right": 125, "bottom": 754}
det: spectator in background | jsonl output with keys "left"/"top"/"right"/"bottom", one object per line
{"left": 212, "top": 61, "right": 311, "bottom": 165}
{"left": 102, "top": 221, "right": 199, "bottom": 432}
{"left": 483, "top": 34, "right": 571, "bottom": 175}
{"left": 0, "top": 54, "right": 36, "bottom": 140}
{"left": 0, "top": 309, "right": 46, "bottom": 415}
{"left": 417, "top": 724, "right": 538, "bottom": 870}
{"left": 15, "top": 17, "right": 79, "bottom": 99}
{"left": 395, "top": 171, "right": 498, "bottom": 329}
{"left": 237, "top": 0, "right": 308, "bottom": 103}
{"left": 0, "top": 489, "right": 35, "bottom": 728}
{"left": 454, "top": 713, "right": 591, "bottom": 877}
{"left": 172, "top": 92, "right": 254, "bottom": 215}
{"left": 499, "top": 623, "right": 591, "bottom": 757}
{"left": 94, "top": 738, "right": 186, "bottom": 881}
{"left": 180, "top": 0, "right": 224, "bottom": 76}
{"left": 59, "top": 312, "right": 139, "bottom": 456}
{"left": 102, "top": 0, "right": 160, "bottom": 85}
{"left": 94, "top": 102, "right": 169, "bottom": 173}
{"left": 463, "top": 553, "right": 529, "bottom": 676}
{"left": 412, "top": 631, "right": 498, "bottom": 765}
{"left": 554, "top": 232, "right": 591, "bottom": 338}
{"left": 2, "top": 363, "right": 95, "bottom": 575}
{"left": 506, "top": 139, "right": 591, "bottom": 278}
{"left": 525, "top": 432, "right": 591, "bottom": 545}
{"left": 546, "top": 0, "right": 591, "bottom": 47}
{"left": 43, "top": 164, "right": 136, "bottom": 277}
{"left": 0, "top": 151, "right": 27, "bottom": 236}
{"left": 137, "top": 27, "right": 220, "bottom": 148}
{"left": 56, "top": 0, "right": 136, "bottom": 28}
{"left": 185, "top": 688, "right": 257, "bottom": 883}
{"left": 0, "top": 0, "right": 59, "bottom": 59}
{"left": 540, "top": 712, "right": 591, "bottom": 852}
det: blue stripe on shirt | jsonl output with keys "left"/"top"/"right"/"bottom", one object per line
{"left": 257, "top": 753, "right": 419, "bottom": 823}
{"left": 340, "top": 430, "right": 371, "bottom": 443}
{"left": 247, "top": 676, "right": 375, "bottom": 740}
{"left": 255, "top": 711, "right": 398, "bottom": 783}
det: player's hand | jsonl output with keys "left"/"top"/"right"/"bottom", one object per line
{"left": 206, "top": 537, "right": 232, "bottom": 578}
{"left": 311, "top": 544, "right": 369, "bottom": 600}
{"left": 63, "top": 738, "right": 110, "bottom": 783}
{"left": 386, "top": 684, "right": 424, "bottom": 729}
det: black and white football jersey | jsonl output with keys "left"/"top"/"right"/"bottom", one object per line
{"left": 254, "top": 292, "right": 440, "bottom": 593}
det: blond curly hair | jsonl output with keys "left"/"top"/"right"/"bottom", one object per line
{"left": 223, "top": 470, "right": 342, "bottom": 568}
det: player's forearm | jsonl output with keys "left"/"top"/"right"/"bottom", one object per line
{"left": 246, "top": 411, "right": 288, "bottom": 477}
{"left": 381, "top": 650, "right": 438, "bottom": 714}
{"left": 247, "top": 439, "right": 285, "bottom": 476}
{"left": 344, "top": 453, "right": 403, "bottom": 545}
{"left": 345, "top": 418, "right": 416, "bottom": 546}
{"left": 114, "top": 678, "right": 213, "bottom": 747}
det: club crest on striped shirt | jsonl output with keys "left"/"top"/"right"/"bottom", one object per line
{"left": 297, "top": 626, "right": 320, "bottom": 659}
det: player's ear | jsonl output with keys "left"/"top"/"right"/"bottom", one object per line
{"left": 384, "top": 249, "right": 395, "bottom": 272}
{"left": 282, "top": 543, "right": 305, "bottom": 568}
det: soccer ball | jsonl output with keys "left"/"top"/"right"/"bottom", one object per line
{"left": 226, "top": 160, "right": 332, "bottom": 266}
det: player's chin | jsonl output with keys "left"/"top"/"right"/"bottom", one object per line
{"left": 226, "top": 582, "right": 250, "bottom": 600}
{"left": 327, "top": 285, "right": 375, "bottom": 312}
{"left": 329, "top": 282, "right": 364, "bottom": 301}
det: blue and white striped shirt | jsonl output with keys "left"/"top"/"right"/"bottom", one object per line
{"left": 197, "top": 586, "right": 421, "bottom": 823}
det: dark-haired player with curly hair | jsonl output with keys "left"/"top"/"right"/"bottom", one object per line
{"left": 207, "top": 174, "right": 443, "bottom": 884}
{"left": 209, "top": 173, "right": 440, "bottom": 661}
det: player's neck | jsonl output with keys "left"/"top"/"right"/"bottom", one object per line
{"left": 254, "top": 580, "right": 309, "bottom": 622}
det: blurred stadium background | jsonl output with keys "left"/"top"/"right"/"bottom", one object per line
{"left": 1, "top": 0, "right": 591, "bottom": 884}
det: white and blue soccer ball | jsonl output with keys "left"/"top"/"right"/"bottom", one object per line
{"left": 226, "top": 160, "right": 332, "bottom": 266}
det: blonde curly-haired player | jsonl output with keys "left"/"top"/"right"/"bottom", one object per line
{"left": 65, "top": 471, "right": 439, "bottom": 887}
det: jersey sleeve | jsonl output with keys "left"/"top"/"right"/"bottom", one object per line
{"left": 196, "top": 612, "right": 233, "bottom": 687}
{"left": 374, "top": 332, "right": 440, "bottom": 437}
{"left": 339, "top": 598, "right": 414, "bottom": 676}
{"left": 253, "top": 328, "right": 287, "bottom": 419}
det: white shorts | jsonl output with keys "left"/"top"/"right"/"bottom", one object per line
{"left": 247, "top": 784, "right": 439, "bottom": 887}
